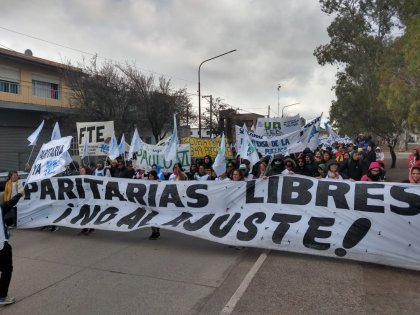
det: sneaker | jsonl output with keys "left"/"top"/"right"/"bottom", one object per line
{"left": 0, "top": 296, "right": 16, "bottom": 305}
{"left": 50, "top": 226, "right": 59, "bottom": 232}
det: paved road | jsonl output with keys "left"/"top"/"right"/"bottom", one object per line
{"left": 1, "top": 150, "right": 419, "bottom": 315}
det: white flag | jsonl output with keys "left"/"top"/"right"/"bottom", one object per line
{"left": 164, "top": 114, "right": 178, "bottom": 163}
{"left": 26, "top": 136, "right": 73, "bottom": 184}
{"left": 238, "top": 124, "right": 259, "bottom": 168}
{"left": 128, "top": 128, "right": 142, "bottom": 160}
{"left": 50, "top": 121, "right": 73, "bottom": 165}
{"left": 118, "top": 134, "right": 126, "bottom": 155}
{"left": 27, "top": 120, "right": 45, "bottom": 146}
{"left": 80, "top": 141, "right": 89, "bottom": 160}
{"left": 51, "top": 122, "right": 61, "bottom": 140}
{"left": 108, "top": 133, "right": 120, "bottom": 160}
{"left": 212, "top": 133, "right": 226, "bottom": 177}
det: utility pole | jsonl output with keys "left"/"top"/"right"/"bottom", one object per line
{"left": 202, "top": 95, "right": 213, "bottom": 138}
{"left": 267, "top": 105, "right": 270, "bottom": 118}
{"left": 277, "top": 84, "right": 281, "bottom": 118}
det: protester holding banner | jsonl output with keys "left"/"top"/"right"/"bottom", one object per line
{"left": 339, "top": 150, "right": 368, "bottom": 181}
{"left": 325, "top": 160, "right": 343, "bottom": 180}
{"left": 231, "top": 169, "right": 244, "bottom": 181}
{"left": 168, "top": 163, "right": 187, "bottom": 181}
{"left": 0, "top": 191, "right": 23, "bottom": 305}
{"left": 79, "top": 166, "right": 89, "bottom": 175}
{"left": 93, "top": 159, "right": 112, "bottom": 177}
{"left": 282, "top": 158, "right": 296, "bottom": 175}
{"left": 147, "top": 170, "right": 161, "bottom": 240}
{"left": 194, "top": 165, "right": 211, "bottom": 181}
{"left": 202, "top": 155, "right": 215, "bottom": 179}
{"left": 294, "top": 156, "right": 312, "bottom": 177}
{"left": 361, "top": 162, "right": 384, "bottom": 182}
{"left": 266, "top": 158, "right": 284, "bottom": 176}
{"left": 405, "top": 166, "right": 420, "bottom": 184}
{"left": 2, "top": 171, "right": 23, "bottom": 228}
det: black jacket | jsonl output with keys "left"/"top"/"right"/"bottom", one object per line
{"left": 1, "top": 193, "right": 23, "bottom": 241}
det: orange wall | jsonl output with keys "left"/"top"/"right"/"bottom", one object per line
{"left": 0, "top": 59, "right": 73, "bottom": 108}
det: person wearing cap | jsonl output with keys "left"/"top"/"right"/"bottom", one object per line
{"left": 238, "top": 163, "right": 254, "bottom": 180}
{"left": 360, "top": 161, "right": 384, "bottom": 182}
{"left": 325, "top": 160, "right": 342, "bottom": 180}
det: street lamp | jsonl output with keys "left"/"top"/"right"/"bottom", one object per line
{"left": 277, "top": 84, "right": 281, "bottom": 118}
{"left": 281, "top": 102, "right": 299, "bottom": 117}
{"left": 198, "top": 49, "right": 237, "bottom": 138}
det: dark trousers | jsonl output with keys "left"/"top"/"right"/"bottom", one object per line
{"left": 0, "top": 242, "right": 13, "bottom": 298}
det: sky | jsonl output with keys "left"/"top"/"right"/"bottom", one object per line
{"left": 0, "top": 0, "right": 337, "bottom": 122}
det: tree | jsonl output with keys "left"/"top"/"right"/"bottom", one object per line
{"left": 314, "top": 0, "right": 414, "bottom": 167}
{"left": 121, "top": 64, "right": 196, "bottom": 143}
{"left": 202, "top": 97, "right": 231, "bottom": 137}
{"left": 64, "top": 57, "right": 195, "bottom": 143}
{"left": 64, "top": 56, "right": 132, "bottom": 137}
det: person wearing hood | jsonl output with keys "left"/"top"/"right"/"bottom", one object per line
{"left": 316, "top": 164, "right": 327, "bottom": 179}
{"left": 402, "top": 166, "right": 420, "bottom": 184}
{"left": 294, "top": 156, "right": 312, "bottom": 177}
{"left": 266, "top": 158, "right": 284, "bottom": 176}
{"left": 361, "top": 161, "right": 384, "bottom": 182}
{"left": 375, "top": 147, "right": 385, "bottom": 161}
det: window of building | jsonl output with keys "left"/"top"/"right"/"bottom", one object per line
{"left": 32, "top": 73, "right": 60, "bottom": 99}
{"left": 0, "top": 65, "right": 20, "bottom": 94}
{"left": 0, "top": 80, "right": 19, "bottom": 94}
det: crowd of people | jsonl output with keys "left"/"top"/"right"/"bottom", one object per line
{"left": 1, "top": 138, "right": 420, "bottom": 305}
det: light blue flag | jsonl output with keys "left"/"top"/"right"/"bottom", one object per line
{"left": 27, "top": 120, "right": 45, "bottom": 146}
{"left": 108, "top": 133, "right": 120, "bottom": 160}
{"left": 80, "top": 140, "right": 89, "bottom": 160}
{"left": 118, "top": 134, "right": 126, "bottom": 155}
{"left": 51, "top": 122, "right": 61, "bottom": 140}
{"left": 164, "top": 114, "right": 178, "bottom": 163}
{"left": 212, "top": 133, "right": 226, "bottom": 177}
{"left": 128, "top": 128, "right": 142, "bottom": 160}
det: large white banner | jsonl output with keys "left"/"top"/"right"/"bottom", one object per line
{"left": 255, "top": 115, "right": 301, "bottom": 137}
{"left": 236, "top": 116, "right": 321, "bottom": 156}
{"left": 26, "top": 136, "right": 72, "bottom": 183}
{"left": 17, "top": 175, "right": 420, "bottom": 271}
{"left": 76, "top": 121, "right": 115, "bottom": 156}
{"left": 135, "top": 143, "right": 191, "bottom": 172}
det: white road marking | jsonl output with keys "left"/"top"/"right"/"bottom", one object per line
{"left": 220, "top": 249, "right": 270, "bottom": 315}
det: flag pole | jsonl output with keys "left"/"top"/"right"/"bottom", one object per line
{"left": 26, "top": 145, "right": 36, "bottom": 165}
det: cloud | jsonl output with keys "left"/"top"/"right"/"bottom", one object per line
{"left": 0, "top": 0, "right": 336, "bottom": 120}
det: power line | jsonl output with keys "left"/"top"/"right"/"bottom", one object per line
{"left": 0, "top": 26, "right": 265, "bottom": 115}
